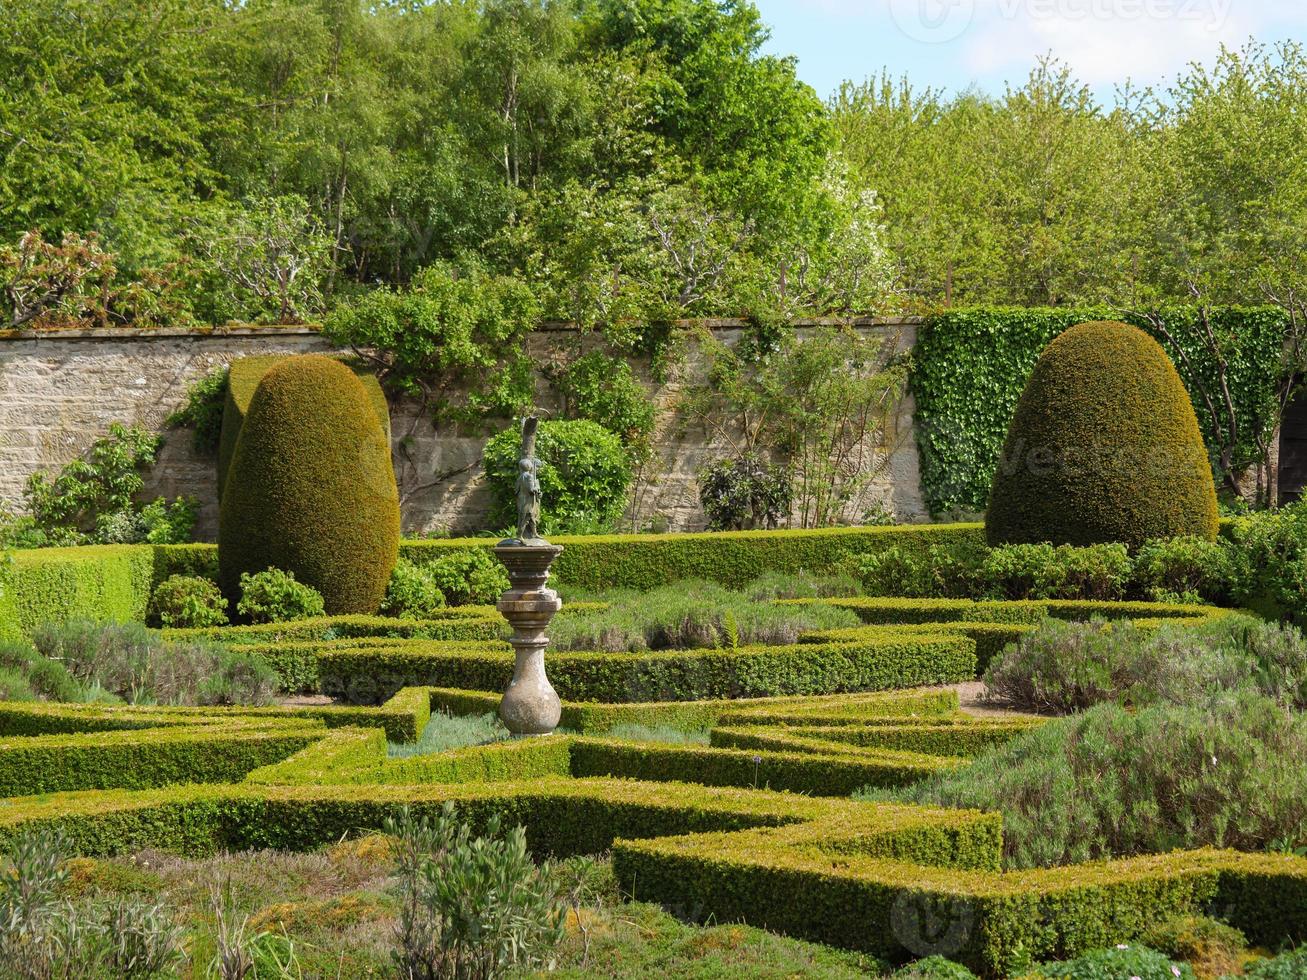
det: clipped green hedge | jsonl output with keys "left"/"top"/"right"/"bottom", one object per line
{"left": 568, "top": 738, "right": 959, "bottom": 795}
{"left": 0, "top": 690, "right": 1305, "bottom": 976}
{"left": 318, "top": 634, "right": 978, "bottom": 704}
{"left": 711, "top": 717, "right": 1041, "bottom": 759}
{"left": 219, "top": 354, "right": 400, "bottom": 615}
{"left": 783, "top": 596, "right": 1222, "bottom": 626}
{"left": 403, "top": 524, "right": 987, "bottom": 591}
{"left": 0, "top": 686, "right": 431, "bottom": 746}
{"left": 0, "top": 721, "right": 322, "bottom": 795}
{"left": 2, "top": 546, "right": 154, "bottom": 637}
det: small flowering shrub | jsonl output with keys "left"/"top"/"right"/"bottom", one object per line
{"left": 1132, "top": 535, "right": 1233, "bottom": 604}
{"left": 1032, "top": 945, "right": 1194, "bottom": 979}
{"left": 423, "top": 550, "right": 508, "bottom": 607}
{"left": 982, "top": 542, "right": 1130, "bottom": 601}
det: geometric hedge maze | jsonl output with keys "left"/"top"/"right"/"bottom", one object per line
{"left": 0, "top": 597, "right": 1303, "bottom": 977}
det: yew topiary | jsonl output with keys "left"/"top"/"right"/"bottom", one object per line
{"left": 986, "top": 320, "right": 1218, "bottom": 550}
{"left": 218, "top": 354, "right": 399, "bottom": 615}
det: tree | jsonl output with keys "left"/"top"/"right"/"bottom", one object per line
{"left": 679, "top": 326, "right": 907, "bottom": 528}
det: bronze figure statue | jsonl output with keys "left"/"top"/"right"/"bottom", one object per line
{"left": 515, "top": 416, "right": 543, "bottom": 543}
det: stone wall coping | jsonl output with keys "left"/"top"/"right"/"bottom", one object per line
{"left": 0, "top": 316, "right": 924, "bottom": 344}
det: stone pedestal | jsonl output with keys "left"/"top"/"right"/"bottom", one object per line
{"left": 493, "top": 543, "right": 564, "bottom": 736}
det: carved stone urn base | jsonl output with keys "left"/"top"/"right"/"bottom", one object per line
{"left": 494, "top": 543, "right": 564, "bottom": 736}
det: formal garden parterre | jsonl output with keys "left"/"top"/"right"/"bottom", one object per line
{"left": 1, "top": 499, "right": 1306, "bottom": 976}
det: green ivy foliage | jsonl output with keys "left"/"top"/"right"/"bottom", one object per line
{"left": 912, "top": 306, "right": 1289, "bottom": 515}
{"left": 167, "top": 368, "right": 229, "bottom": 454}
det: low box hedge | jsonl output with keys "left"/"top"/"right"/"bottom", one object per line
{"left": 711, "top": 717, "right": 1041, "bottom": 759}
{"left": 318, "top": 635, "right": 978, "bottom": 704}
{"left": 425, "top": 685, "right": 961, "bottom": 734}
{"left": 0, "top": 719, "right": 323, "bottom": 795}
{"left": 3, "top": 545, "right": 154, "bottom": 637}
{"left": 0, "top": 685, "right": 432, "bottom": 744}
{"left": 401, "top": 523, "right": 988, "bottom": 591}
{"left": 567, "top": 737, "right": 960, "bottom": 795}
{"left": 0, "top": 705, "right": 1302, "bottom": 976}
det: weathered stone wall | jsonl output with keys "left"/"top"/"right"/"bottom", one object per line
{"left": 0, "top": 321, "right": 928, "bottom": 539}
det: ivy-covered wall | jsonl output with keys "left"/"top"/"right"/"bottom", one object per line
{"left": 911, "top": 307, "right": 1289, "bottom": 516}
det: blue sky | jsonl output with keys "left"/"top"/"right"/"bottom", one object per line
{"left": 753, "top": 0, "right": 1307, "bottom": 103}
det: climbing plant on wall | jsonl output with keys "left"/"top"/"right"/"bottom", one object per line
{"left": 912, "top": 306, "right": 1290, "bottom": 515}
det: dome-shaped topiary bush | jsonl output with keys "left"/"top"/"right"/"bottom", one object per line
{"left": 219, "top": 354, "right": 399, "bottom": 615}
{"left": 986, "top": 320, "right": 1218, "bottom": 550}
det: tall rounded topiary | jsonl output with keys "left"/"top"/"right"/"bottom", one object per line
{"left": 219, "top": 354, "right": 399, "bottom": 615}
{"left": 985, "top": 320, "right": 1218, "bottom": 550}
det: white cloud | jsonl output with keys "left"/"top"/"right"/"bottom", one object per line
{"left": 957, "top": 0, "right": 1267, "bottom": 87}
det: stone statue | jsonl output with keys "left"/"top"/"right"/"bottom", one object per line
{"left": 515, "top": 416, "right": 543, "bottom": 543}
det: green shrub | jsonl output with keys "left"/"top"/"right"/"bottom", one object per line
{"left": 896, "top": 694, "right": 1307, "bottom": 868}
{"left": 381, "top": 559, "right": 447, "bottom": 619}
{"left": 0, "top": 667, "right": 36, "bottom": 701}
{"left": 983, "top": 615, "right": 1307, "bottom": 715}
{"left": 236, "top": 568, "right": 326, "bottom": 624}
{"left": 423, "top": 550, "right": 508, "bottom": 607}
{"left": 93, "top": 496, "right": 197, "bottom": 546}
{"left": 892, "top": 956, "right": 978, "bottom": 979}
{"left": 986, "top": 321, "right": 1219, "bottom": 550}
{"left": 548, "top": 581, "right": 861, "bottom": 652}
{"left": 1140, "top": 915, "right": 1246, "bottom": 977}
{"left": 1132, "top": 535, "right": 1234, "bottom": 605}
{"left": 1243, "top": 948, "right": 1307, "bottom": 978}
{"left": 32, "top": 620, "right": 276, "bottom": 706}
{"left": 982, "top": 543, "right": 1130, "bottom": 601}
{"left": 387, "top": 803, "right": 565, "bottom": 979}
{"left": 219, "top": 354, "right": 400, "bottom": 615}
{"left": 483, "top": 419, "right": 631, "bottom": 535}
{"left": 698, "top": 453, "right": 793, "bottom": 532}
{"left": 1032, "top": 945, "right": 1195, "bottom": 979}
{"left": 851, "top": 545, "right": 938, "bottom": 598}
{"left": 217, "top": 353, "right": 390, "bottom": 505}
{"left": 1227, "top": 503, "right": 1307, "bottom": 625}
{"left": 148, "top": 574, "right": 229, "bottom": 628}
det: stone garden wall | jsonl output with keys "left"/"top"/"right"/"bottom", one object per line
{"left": 0, "top": 320, "right": 929, "bottom": 539}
